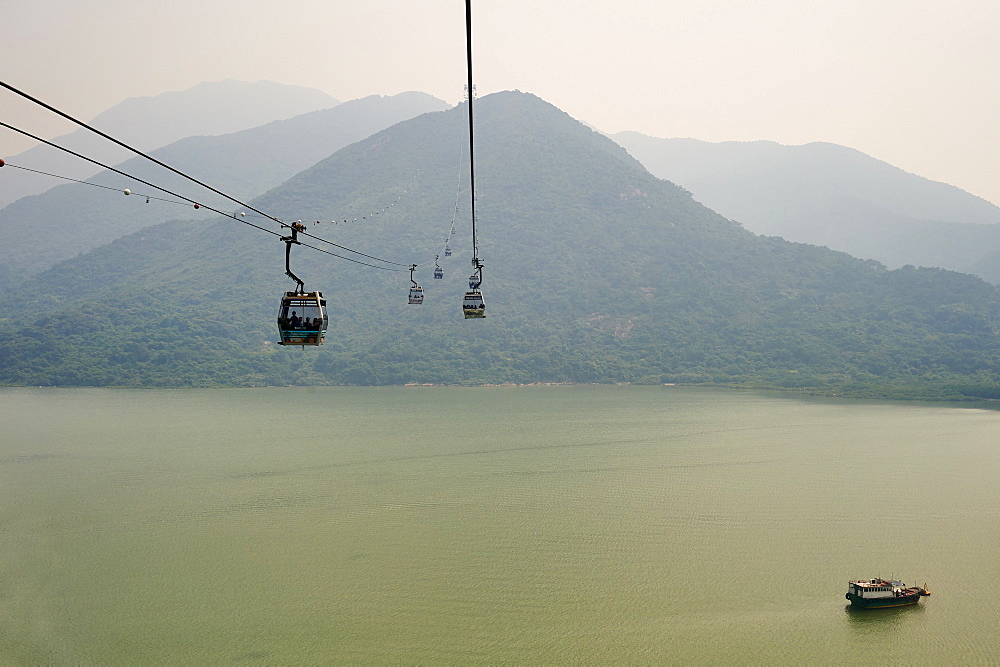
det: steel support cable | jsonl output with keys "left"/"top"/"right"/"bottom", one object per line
{"left": 358, "top": 129, "right": 467, "bottom": 271}
{"left": 2, "top": 120, "right": 210, "bottom": 209}
{"left": 407, "top": 161, "right": 467, "bottom": 269}
{"left": 1, "top": 81, "right": 412, "bottom": 268}
{"left": 4, "top": 162, "right": 197, "bottom": 207}
{"left": 307, "top": 170, "right": 420, "bottom": 228}
{"left": 446, "top": 138, "right": 466, "bottom": 247}
{"left": 0, "top": 120, "right": 279, "bottom": 236}
{"left": 295, "top": 239, "right": 406, "bottom": 271}
{"left": 1, "top": 80, "right": 282, "bottom": 227}
{"left": 2, "top": 153, "right": 401, "bottom": 271}
{"left": 296, "top": 226, "right": 410, "bottom": 267}
{"left": 465, "top": 0, "right": 479, "bottom": 262}
{"left": 1, "top": 114, "right": 411, "bottom": 267}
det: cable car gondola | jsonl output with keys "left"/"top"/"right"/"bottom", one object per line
{"left": 462, "top": 289, "right": 485, "bottom": 318}
{"left": 433, "top": 256, "right": 443, "bottom": 279}
{"left": 408, "top": 264, "right": 424, "bottom": 304}
{"left": 278, "top": 290, "right": 328, "bottom": 346}
{"left": 444, "top": 244, "right": 453, "bottom": 257}
{"left": 463, "top": 258, "right": 485, "bottom": 318}
{"left": 276, "top": 222, "right": 328, "bottom": 346}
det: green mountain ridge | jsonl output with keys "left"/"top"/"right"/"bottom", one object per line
{"left": 2, "top": 92, "right": 999, "bottom": 399}
{"left": 611, "top": 133, "right": 1000, "bottom": 282}
{"left": 0, "top": 91, "right": 449, "bottom": 285}
{"left": 0, "top": 80, "right": 340, "bottom": 209}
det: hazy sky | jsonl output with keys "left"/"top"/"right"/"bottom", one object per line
{"left": 3, "top": 0, "right": 999, "bottom": 204}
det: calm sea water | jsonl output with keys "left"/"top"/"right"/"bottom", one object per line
{"left": 2, "top": 385, "right": 999, "bottom": 663}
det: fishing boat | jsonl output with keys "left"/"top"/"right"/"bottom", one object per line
{"left": 845, "top": 578, "right": 930, "bottom": 608}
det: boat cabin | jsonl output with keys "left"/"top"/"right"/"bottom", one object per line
{"left": 277, "top": 291, "right": 328, "bottom": 346}
{"left": 847, "top": 579, "right": 904, "bottom": 599}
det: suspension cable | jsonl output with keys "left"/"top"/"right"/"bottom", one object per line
{"left": 0, "top": 120, "right": 283, "bottom": 237}
{"left": 465, "top": 0, "right": 479, "bottom": 264}
{"left": 1, "top": 80, "right": 283, "bottom": 227}
{"left": 302, "top": 243, "right": 406, "bottom": 271}
{"left": 448, "top": 136, "right": 466, "bottom": 246}
{"left": 295, "top": 224, "right": 410, "bottom": 267}
{"left": 3, "top": 162, "right": 199, "bottom": 207}
{"left": 1, "top": 120, "right": 211, "bottom": 210}
{"left": 2, "top": 154, "right": 403, "bottom": 271}
{"left": 0, "top": 114, "right": 411, "bottom": 268}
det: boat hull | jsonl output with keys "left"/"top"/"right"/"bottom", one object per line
{"left": 846, "top": 592, "right": 923, "bottom": 608}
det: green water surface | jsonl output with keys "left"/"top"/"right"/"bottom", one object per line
{"left": 2, "top": 385, "right": 998, "bottom": 663}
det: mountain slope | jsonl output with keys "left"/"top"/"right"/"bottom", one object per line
{"left": 1, "top": 92, "right": 999, "bottom": 398}
{"left": 1, "top": 80, "right": 339, "bottom": 208}
{"left": 0, "top": 92, "right": 448, "bottom": 285}
{"left": 611, "top": 133, "right": 1000, "bottom": 279}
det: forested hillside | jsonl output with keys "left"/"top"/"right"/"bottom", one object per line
{"left": 0, "top": 80, "right": 339, "bottom": 208}
{"left": 0, "top": 92, "right": 448, "bottom": 286}
{"left": 2, "top": 92, "right": 999, "bottom": 400}
{"left": 612, "top": 133, "right": 1000, "bottom": 281}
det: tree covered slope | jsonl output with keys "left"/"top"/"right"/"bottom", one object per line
{"left": 0, "top": 92, "right": 448, "bottom": 286}
{"left": 611, "top": 133, "right": 1000, "bottom": 281}
{"left": 2, "top": 92, "right": 999, "bottom": 399}
{"left": 0, "top": 80, "right": 339, "bottom": 209}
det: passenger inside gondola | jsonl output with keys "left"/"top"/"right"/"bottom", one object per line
{"left": 277, "top": 292, "right": 329, "bottom": 346}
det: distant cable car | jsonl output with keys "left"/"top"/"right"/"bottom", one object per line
{"left": 444, "top": 244, "right": 453, "bottom": 257}
{"left": 277, "top": 291, "right": 328, "bottom": 346}
{"left": 469, "top": 273, "right": 481, "bottom": 289}
{"left": 462, "top": 290, "right": 485, "bottom": 318}
{"left": 408, "top": 264, "right": 424, "bottom": 304}
{"left": 434, "top": 256, "right": 443, "bottom": 279}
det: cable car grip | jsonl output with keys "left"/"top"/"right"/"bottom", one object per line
{"left": 281, "top": 221, "right": 308, "bottom": 295}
